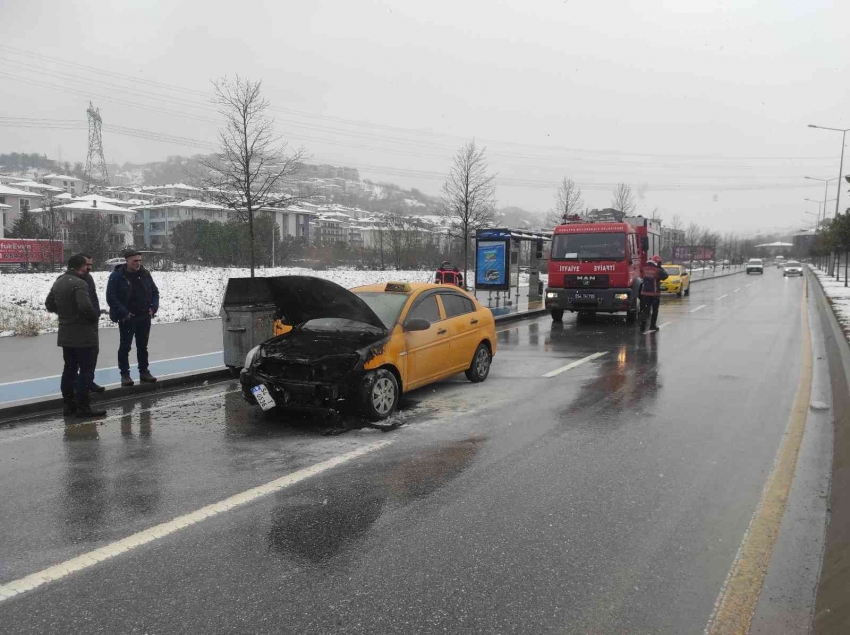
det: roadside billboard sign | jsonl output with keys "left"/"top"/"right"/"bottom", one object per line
{"left": 0, "top": 239, "right": 64, "bottom": 265}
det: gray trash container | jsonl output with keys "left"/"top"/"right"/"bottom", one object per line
{"left": 220, "top": 278, "right": 277, "bottom": 374}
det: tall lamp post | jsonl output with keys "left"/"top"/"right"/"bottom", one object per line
{"left": 807, "top": 125, "right": 848, "bottom": 219}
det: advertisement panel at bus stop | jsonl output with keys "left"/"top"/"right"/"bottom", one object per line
{"left": 476, "top": 240, "right": 509, "bottom": 290}
{"left": 0, "top": 239, "right": 64, "bottom": 264}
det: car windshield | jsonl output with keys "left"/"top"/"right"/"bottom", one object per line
{"left": 551, "top": 233, "right": 625, "bottom": 260}
{"left": 665, "top": 266, "right": 681, "bottom": 275}
{"left": 748, "top": 260, "right": 762, "bottom": 264}
{"left": 786, "top": 262, "right": 801, "bottom": 267}
{"left": 353, "top": 291, "right": 411, "bottom": 328}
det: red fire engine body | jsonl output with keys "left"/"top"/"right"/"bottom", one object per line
{"left": 545, "top": 216, "right": 661, "bottom": 322}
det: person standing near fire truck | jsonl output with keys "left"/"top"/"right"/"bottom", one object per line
{"left": 639, "top": 255, "right": 668, "bottom": 333}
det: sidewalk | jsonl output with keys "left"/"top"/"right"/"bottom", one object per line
{"left": 0, "top": 319, "right": 225, "bottom": 406}
{"left": 0, "top": 296, "right": 547, "bottom": 407}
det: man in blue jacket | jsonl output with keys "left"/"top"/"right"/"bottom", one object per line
{"left": 106, "top": 249, "right": 160, "bottom": 386}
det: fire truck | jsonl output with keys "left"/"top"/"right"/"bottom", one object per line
{"left": 545, "top": 216, "right": 661, "bottom": 322}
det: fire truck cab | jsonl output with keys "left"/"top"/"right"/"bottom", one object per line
{"left": 545, "top": 216, "right": 661, "bottom": 322}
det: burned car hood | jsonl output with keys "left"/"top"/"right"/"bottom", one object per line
{"left": 224, "top": 275, "right": 387, "bottom": 331}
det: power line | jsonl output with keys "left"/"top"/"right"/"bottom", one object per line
{"left": 0, "top": 44, "right": 839, "bottom": 163}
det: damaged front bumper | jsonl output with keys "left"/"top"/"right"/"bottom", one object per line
{"left": 240, "top": 368, "right": 361, "bottom": 412}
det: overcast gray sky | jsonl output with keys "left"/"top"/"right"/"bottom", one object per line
{"left": 1, "top": 0, "right": 848, "bottom": 234}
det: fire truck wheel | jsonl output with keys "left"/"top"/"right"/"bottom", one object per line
{"left": 551, "top": 309, "right": 564, "bottom": 322}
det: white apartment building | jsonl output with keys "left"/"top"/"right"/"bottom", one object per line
{"left": 42, "top": 174, "right": 86, "bottom": 196}
{"left": 0, "top": 184, "right": 44, "bottom": 238}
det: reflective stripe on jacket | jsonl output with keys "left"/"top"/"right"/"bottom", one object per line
{"left": 640, "top": 262, "right": 669, "bottom": 297}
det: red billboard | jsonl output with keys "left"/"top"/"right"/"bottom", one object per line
{"left": 672, "top": 245, "right": 715, "bottom": 262}
{"left": 0, "top": 239, "right": 64, "bottom": 264}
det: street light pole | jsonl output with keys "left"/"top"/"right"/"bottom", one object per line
{"left": 808, "top": 125, "right": 849, "bottom": 219}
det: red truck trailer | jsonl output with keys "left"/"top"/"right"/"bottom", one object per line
{"left": 545, "top": 215, "right": 661, "bottom": 322}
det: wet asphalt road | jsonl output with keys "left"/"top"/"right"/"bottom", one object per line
{"left": 0, "top": 270, "right": 811, "bottom": 634}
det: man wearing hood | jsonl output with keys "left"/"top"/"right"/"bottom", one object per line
{"left": 45, "top": 254, "right": 106, "bottom": 418}
{"left": 639, "top": 255, "right": 669, "bottom": 333}
{"left": 106, "top": 249, "right": 160, "bottom": 386}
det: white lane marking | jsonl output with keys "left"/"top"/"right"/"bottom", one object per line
{"left": 543, "top": 352, "right": 607, "bottom": 378}
{"left": 0, "top": 390, "right": 240, "bottom": 445}
{"left": 0, "top": 352, "right": 225, "bottom": 387}
{"left": 717, "top": 294, "right": 729, "bottom": 300}
{"left": 690, "top": 305, "right": 707, "bottom": 313}
{"left": 0, "top": 439, "right": 393, "bottom": 602}
{"left": 745, "top": 283, "right": 754, "bottom": 288}
{"left": 732, "top": 288, "right": 742, "bottom": 293}
{"left": 657, "top": 322, "right": 673, "bottom": 330}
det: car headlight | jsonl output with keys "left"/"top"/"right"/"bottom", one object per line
{"left": 244, "top": 345, "right": 261, "bottom": 368}
{"left": 546, "top": 292, "right": 557, "bottom": 298}
{"left": 614, "top": 293, "right": 629, "bottom": 300}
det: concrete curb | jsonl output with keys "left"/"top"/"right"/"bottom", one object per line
{"left": 0, "top": 368, "right": 232, "bottom": 424}
{"left": 493, "top": 308, "right": 548, "bottom": 323}
{"left": 689, "top": 268, "right": 747, "bottom": 283}
{"left": 807, "top": 267, "right": 850, "bottom": 635}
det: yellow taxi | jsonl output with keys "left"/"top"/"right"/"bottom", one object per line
{"left": 660, "top": 264, "right": 691, "bottom": 297}
{"left": 241, "top": 277, "right": 497, "bottom": 421}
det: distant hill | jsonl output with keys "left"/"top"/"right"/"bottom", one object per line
{"left": 3, "top": 151, "right": 544, "bottom": 225}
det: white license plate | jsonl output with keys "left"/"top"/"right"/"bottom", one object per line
{"left": 251, "top": 384, "right": 276, "bottom": 411}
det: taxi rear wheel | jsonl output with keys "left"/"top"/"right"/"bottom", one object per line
{"left": 359, "top": 369, "right": 399, "bottom": 421}
{"left": 465, "top": 344, "right": 492, "bottom": 383}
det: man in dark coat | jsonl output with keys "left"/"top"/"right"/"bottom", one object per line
{"left": 106, "top": 249, "right": 160, "bottom": 386}
{"left": 80, "top": 253, "right": 106, "bottom": 393}
{"left": 639, "top": 255, "right": 669, "bottom": 333}
{"left": 45, "top": 254, "right": 107, "bottom": 417}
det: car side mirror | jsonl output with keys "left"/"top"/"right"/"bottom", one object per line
{"left": 404, "top": 318, "right": 431, "bottom": 332}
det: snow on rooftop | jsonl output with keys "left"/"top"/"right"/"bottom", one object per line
{"left": 57, "top": 200, "right": 133, "bottom": 213}
{"left": 0, "top": 184, "right": 44, "bottom": 197}
{"left": 43, "top": 174, "right": 83, "bottom": 181}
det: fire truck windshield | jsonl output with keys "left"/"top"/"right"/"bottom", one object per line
{"left": 551, "top": 233, "right": 626, "bottom": 261}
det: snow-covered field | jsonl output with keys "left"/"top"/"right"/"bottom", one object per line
{"left": 0, "top": 267, "right": 435, "bottom": 337}
{"left": 813, "top": 265, "right": 850, "bottom": 340}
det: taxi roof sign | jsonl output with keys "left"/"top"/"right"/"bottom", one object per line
{"left": 385, "top": 282, "right": 412, "bottom": 293}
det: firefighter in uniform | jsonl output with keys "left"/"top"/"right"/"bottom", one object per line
{"left": 639, "top": 255, "right": 668, "bottom": 333}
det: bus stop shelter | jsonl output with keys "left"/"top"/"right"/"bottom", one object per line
{"left": 474, "top": 228, "right": 551, "bottom": 315}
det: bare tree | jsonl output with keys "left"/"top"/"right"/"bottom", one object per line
{"left": 441, "top": 139, "right": 496, "bottom": 286}
{"left": 199, "top": 75, "right": 306, "bottom": 277}
{"left": 546, "top": 177, "right": 584, "bottom": 226}
{"left": 611, "top": 183, "right": 636, "bottom": 217}
{"left": 70, "top": 213, "right": 116, "bottom": 265}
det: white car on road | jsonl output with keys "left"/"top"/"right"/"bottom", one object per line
{"left": 783, "top": 261, "right": 803, "bottom": 277}
{"left": 746, "top": 259, "right": 764, "bottom": 275}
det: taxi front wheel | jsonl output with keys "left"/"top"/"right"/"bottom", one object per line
{"left": 359, "top": 369, "right": 399, "bottom": 421}
{"left": 465, "top": 344, "right": 492, "bottom": 383}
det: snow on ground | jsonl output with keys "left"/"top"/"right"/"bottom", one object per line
{"left": 813, "top": 265, "right": 850, "bottom": 340}
{"left": 0, "top": 267, "right": 434, "bottom": 337}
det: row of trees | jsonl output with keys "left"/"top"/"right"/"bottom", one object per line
{"left": 0, "top": 153, "right": 85, "bottom": 178}
{"left": 545, "top": 179, "right": 638, "bottom": 226}
{"left": 811, "top": 212, "right": 850, "bottom": 286}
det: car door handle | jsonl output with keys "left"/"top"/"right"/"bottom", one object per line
{"left": 470, "top": 319, "right": 479, "bottom": 325}
{"left": 437, "top": 328, "right": 448, "bottom": 335}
